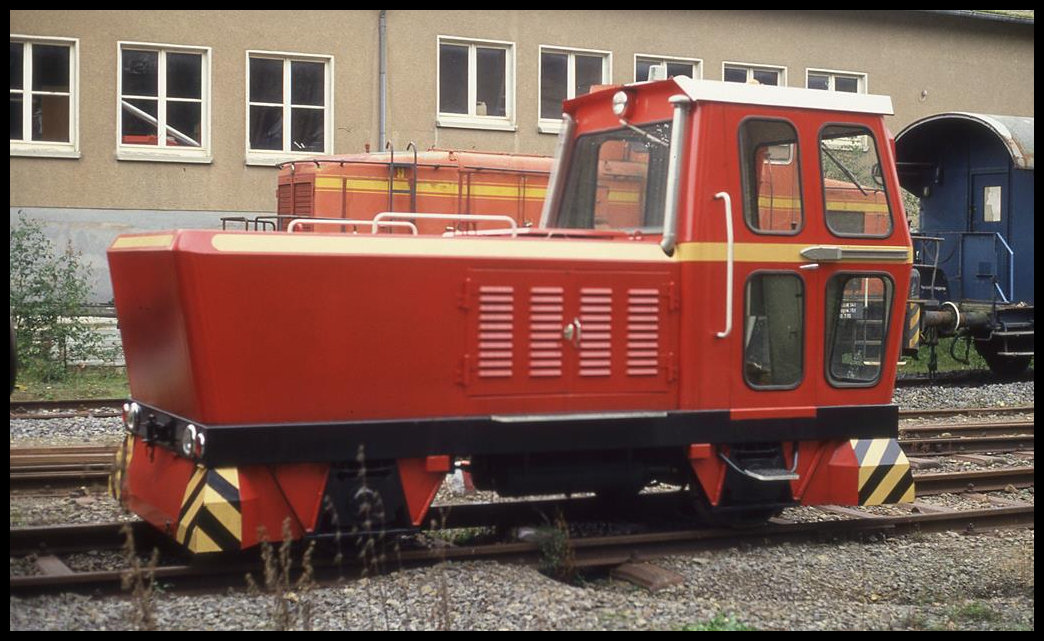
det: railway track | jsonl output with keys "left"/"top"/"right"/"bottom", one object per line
{"left": 10, "top": 498, "right": 1034, "bottom": 596}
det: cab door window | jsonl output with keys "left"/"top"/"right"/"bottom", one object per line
{"left": 738, "top": 119, "right": 802, "bottom": 234}
{"left": 744, "top": 273, "right": 804, "bottom": 388}
{"left": 825, "top": 274, "right": 893, "bottom": 386}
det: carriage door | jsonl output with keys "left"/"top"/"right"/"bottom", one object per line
{"left": 963, "top": 172, "right": 1010, "bottom": 302}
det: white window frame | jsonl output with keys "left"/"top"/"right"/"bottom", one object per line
{"left": 633, "top": 54, "right": 703, "bottom": 83}
{"left": 245, "top": 50, "right": 334, "bottom": 167}
{"left": 538, "top": 45, "right": 612, "bottom": 135}
{"left": 10, "top": 35, "right": 80, "bottom": 159}
{"left": 436, "top": 36, "right": 516, "bottom": 132}
{"left": 805, "top": 68, "right": 868, "bottom": 94}
{"left": 117, "top": 41, "right": 211, "bottom": 163}
{"left": 722, "top": 61, "right": 787, "bottom": 86}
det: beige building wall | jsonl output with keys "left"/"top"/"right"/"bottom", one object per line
{"left": 11, "top": 10, "right": 1034, "bottom": 215}
{"left": 10, "top": 10, "right": 380, "bottom": 213}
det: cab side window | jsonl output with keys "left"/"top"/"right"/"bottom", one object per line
{"left": 819, "top": 125, "right": 892, "bottom": 237}
{"left": 739, "top": 119, "right": 802, "bottom": 234}
{"left": 825, "top": 274, "right": 893, "bottom": 386}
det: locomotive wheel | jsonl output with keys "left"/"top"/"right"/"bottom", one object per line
{"left": 688, "top": 478, "right": 781, "bottom": 529}
{"left": 975, "top": 338, "right": 1032, "bottom": 378}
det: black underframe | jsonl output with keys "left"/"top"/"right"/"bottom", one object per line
{"left": 133, "top": 403, "right": 898, "bottom": 468}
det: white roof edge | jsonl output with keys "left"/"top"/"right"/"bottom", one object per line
{"left": 669, "top": 76, "right": 894, "bottom": 116}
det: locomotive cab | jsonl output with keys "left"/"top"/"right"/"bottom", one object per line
{"left": 108, "top": 77, "right": 914, "bottom": 553}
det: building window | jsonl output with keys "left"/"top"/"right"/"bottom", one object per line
{"left": 539, "top": 46, "right": 610, "bottom": 134}
{"left": 819, "top": 124, "right": 892, "bottom": 238}
{"left": 744, "top": 273, "right": 804, "bottom": 389}
{"left": 634, "top": 55, "right": 702, "bottom": 82}
{"left": 723, "top": 63, "right": 784, "bottom": 86}
{"left": 739, "top": 119, "right": 802, "bottom": 234}
{"left": 246, "top": 51, "right": 333, "bottom": 165}
{"left": 825, "top": 274, "right": 893, "bottom": 386}
{"left": 10, "top": 36, "right": 78, "bottom": 158}
{"left": 118, "top": 42, "right": 210, "bottom": 163}
{"left": 437, "top": 37, "right": 515, "bottom": 131}
{"left": 807, "top": 69, "right": 866, "bottom": 94}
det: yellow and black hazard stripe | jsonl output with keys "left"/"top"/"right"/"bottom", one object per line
{"left": 109, "top": 435, "right": 135, "bottom": 502}
{"left": 176, "top": 466, "right": 243, "bottom": 553}
{"left": 905, "top": 301, "right": 922, "bottom": 351}
{"left": 851, "top": 438, "right": 915, "bottom": 505}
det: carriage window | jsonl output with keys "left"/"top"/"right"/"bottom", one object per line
{"left": 983, "top": 185, "right": 1002, "bottom": 222}
{"left": 744, "top": 273, "right": 804, "bottom": 388}
{"left": 553, "top": 121, "right": 671, "bottom": 231}
{"left": 819, "top": 125, "right": 892, "bottom": 237}
{"left": 739, "top": 119, "right": 802, "bottom": 234}
{"left": 825, "top": 274, "right": 893, "bottom": 386}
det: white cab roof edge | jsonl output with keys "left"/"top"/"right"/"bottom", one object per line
{"left": 659, "top": 76, "right": 894, "bottom": 116}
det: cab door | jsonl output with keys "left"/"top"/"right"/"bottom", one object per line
{"left": 724, "top": 113, "right": 815, "bottom": 418}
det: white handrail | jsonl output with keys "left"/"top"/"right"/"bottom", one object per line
{"left": 715, "top": 191, "right": 734, "bottom": 339}
{"left": 374, "top": 211, "right": 518, "bottom": 237}
{"left": 286, "top": 218, "right": 418, "bottom": 234}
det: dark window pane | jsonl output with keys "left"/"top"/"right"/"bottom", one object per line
{"left": 636, "top": 60, "right": 653, "bottom": 82}
{"left": 167, "top": 101, "right": 201, "bottom": 146}
{"left": 122, "top": 50, "right": 158, "bottom": 97}
{"left": 753, "top": 69, "right": 778, "bottom": 86}
{"left": 666, "top": 62, "right": 693, "bottom": 78}
{"left": 11, "top": 43, "right": 24, "bottom": 90}
{"left": 745, "top": 274, "right": 804, "bottom": 387}
{"left": 540, "top": 52, "right": 567, "bottom": 119}
{"left": 122, "top": 98, "right": 158, "bottom": 144}
{"left": 10, "top": 96, "right": 23, "bottom": 139}
{"left": 835, "top": 76, "right": 859, "bottom": 93}
{"left": 808, "top": 74, "right": 829, "bottom": 90}
{"left": 291, "top": 107, "right": 323, "bottom": 152}
{"left": 574, "top": 55, "right": 603, "bottom": 97}
{"left": 32, "top": 45, "right": 70, "bottom": 92}
{"left": 439, "top": 44, "right": 468, "bottom": 114}
{"left": 31, "top": 94, "right": 70, "bottom": 142}
{"left": 250, "top": 58, "right": 283, "bottom": 103}
{"left": 475, "top": 47, "right": 506, "bottom": 117}
{"left": 249, "top": 105, "right": 283, "bottom": 150}
{"left": 167, "top": 53, "right": 202, "bottom": 99}
{"left": 724, "top": 66, "right": 747, "bottom": 83}
{"left": 290, "top": 61, "right": 324, "bottom": 106}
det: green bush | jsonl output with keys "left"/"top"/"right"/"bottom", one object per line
{"left": 9, "top": 213, "right": 109, "bottom": 382}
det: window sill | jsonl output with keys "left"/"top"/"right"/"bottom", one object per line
{"left": 436, "top": 114, "right": 516, "bottom": 132}
{"left": 245, "top": 150, "right": 332, "bottom": 167}
{"left": 10, "top": 144, "right": 81, "bottom": 159}
{"left": 117, "top": 148, "right": 212, "bottom": 164}
{"left": 538, "top": 119, "right": 564, "bottom": 135}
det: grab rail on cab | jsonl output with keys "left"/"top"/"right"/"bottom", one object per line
{"left": 373, "top": 211, "right": 519, "bottom": 237}
{"left": 286, "top": 217, "right": 419, "bottom": 234}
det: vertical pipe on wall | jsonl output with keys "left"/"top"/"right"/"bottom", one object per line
{"left": 379, "top": 10, "right": 387, "bottom": 151}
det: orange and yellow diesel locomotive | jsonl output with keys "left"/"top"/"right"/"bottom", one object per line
{"left": 109, "top": 77, "right": 914, "bottom": 553}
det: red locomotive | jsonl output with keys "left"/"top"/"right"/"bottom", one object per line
{"left": 108, "top": 77, "right": 914, "bottom": 553}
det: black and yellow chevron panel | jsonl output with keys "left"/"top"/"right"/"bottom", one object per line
{"left": 176, "top": 466, "right": 243, "bottom": 553}
{"left": 851, "top": 438, "right": 915, "bottom": 505}
{"left": 109, "top": 435, "right": 135, "bottom": 502}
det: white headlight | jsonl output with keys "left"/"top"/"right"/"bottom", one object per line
{"left": 612, "top": 91, "right": 630, "bottom": 117}
{"left": 122, "top": 402, "right": 140, "bottom": 433}
{"left": 181, "top": 424, "right": 198, "bottom": 458}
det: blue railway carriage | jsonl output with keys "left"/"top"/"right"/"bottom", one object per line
{"left": 895, "top": 113, "right": 1033, "bottom": 376}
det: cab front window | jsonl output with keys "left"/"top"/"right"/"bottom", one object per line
{"left": 552, "top": 121, "right": 672, "bottom": 231}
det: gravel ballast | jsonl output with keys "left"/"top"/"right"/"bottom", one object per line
{"left": 10, "top": 378, "right": 1034, "bottom": 630}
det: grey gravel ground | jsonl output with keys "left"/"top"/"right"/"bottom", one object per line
{"left": 10, "top": 377, "right": 1035, "bottom": 630}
